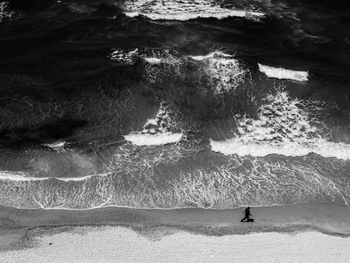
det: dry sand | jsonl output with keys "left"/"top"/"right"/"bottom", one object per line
{"left": 2, "top": 226, "right": 350, "bottom": 263}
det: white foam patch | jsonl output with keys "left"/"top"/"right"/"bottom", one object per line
{"left": 109, "top": 48, "right": 139, "bottom": 65}
{"left": 0, "top": 171, "right": 111, "bottom": 182}
{"left": 124, "top": 0, "right": 264, "bottom": 21}
{"left": 109, "top": 49, "right": 246, "bottom": 95}
{"left": 124, "top": 132, "right": 182, "bottom": 146}
{"left": 109, "top": 48, "right": 179, "bottom": 66}
{"left": 42, "top": 141, "right": 67, "bottom": 152}
{"left": 210, "top": 139, "right": 350, "bottom": 159}
{"left": 210, "top": 91, "right": 350, "bottom": 160}
{"left": 190, "top": 51, "right": 247, "bottom": 94}
{"left": 190, "top": 51, "right": 233, "bottom": 61}
{"left": 142, "top": 50, "right": 247, "bottom": 94}
{"left": 258, "top": 63, "right": 309, "bottom": 81}
{"left": 143, "top": 57, "right": 162, "bottom": 64}
{"left": 141, "top": 50, "right": 247, "bottom": 94}
{"left": 142, "top": 51, "right": 180, "bottom": 66}
{"left": 124, "top": 103, "right": 183, "bottom": 146}
{"left": 0, "top": 2, "right": 15, "bottom": 22}
{"left": 0, "top": 171, "right": 47, "bottom": 182}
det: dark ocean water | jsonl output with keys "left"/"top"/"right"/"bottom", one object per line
{"left": 0, "top": 0, "right": 350, "bottom": 209}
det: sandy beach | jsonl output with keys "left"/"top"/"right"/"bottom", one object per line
{"left": 1, "top": 202, "right": 350, "bottom": 261}
{"left": 1, "top": 226, "right": 350, "bottom": 263}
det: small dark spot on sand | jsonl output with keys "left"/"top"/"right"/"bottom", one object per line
{"left": 49, "top": 242, "right": 52, "bottom": 245}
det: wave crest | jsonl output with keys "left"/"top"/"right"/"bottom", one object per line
{"left": 110, "top": 48, "right": 139, "bottom": 65}
{"left": 210, "top": 91, "right": 350, "bottom": 159}
{"left": 123, "top": 0, "right": 264, "bottom": 21}
{"left": 124, "top": 102, "right": 183, "bottom": 146}
{"left": 258, "top": 63, "right": 309, "bottom": 81}
{"left": 1, "top": 152, "right": 349, "bottom": 209}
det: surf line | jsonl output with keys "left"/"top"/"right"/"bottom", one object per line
{"left": 258, "top": 63, "right": 309, "bottom": 81}
{"left": 0, "top": 171, "right": 112, "bottom": 182}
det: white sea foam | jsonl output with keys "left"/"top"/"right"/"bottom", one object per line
{"left": 1, "top": 144, "right": 349, "bottom": 209}
{"left": 124, "top": 131, "right": 182, "bottom": 146}
{"left": 0, "top": 1, "right": 14, "bottom": 22}
{"left": 54, "top": 173, "right": 111, "bottom": 182}
{"left": 0, "top": 171, "right": 111, "bottom": 182}
{"left": 210, "top": 139, "right": 350, "bottom": 159}
{"left": 109, "top": 49, "right": 246, "bottom": 95}
{"left": 143, "top": 57, "right": 162, "bottom": 64}
{"left": 143, "top": 53, "right": 180, "bottom": 66}
{"left": 258, "top": 63, "right": 309, "bottom": 81}
{"left": 124, "top": 0, "right": 264, "bottom": 21}
{"left": 190, "top": 51, "right": 247, "bottom": 94}
{"left": 144, "top": 118, "right": 158, "bottom": 126}
{"left": 42, "top": 141, "right": 67, "bottom": 152}
{"left": 109, "top": 48, "right": 139, "bottom": 65}
{"left": 142, "top": 50, "right": 246, "bottom": 94}
{"left": 109, "top": 48, "right": 178, "bottom": 66}
{"left": 124, "top": 102, "right": 183, "bottom": 146}
{"left": 189, "top": 51, "right": 233, "bottom": 61}
{"left": 210, "top": 91, "right": 350, "bottom": 159}
{"left": 0, "top": 171, "right": 48, "bottom": 181}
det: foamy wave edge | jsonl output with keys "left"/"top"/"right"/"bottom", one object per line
{"left": 0, "top": 200, "right": 329, "bottom": 211}
{"left": 0, "top": 171, "right": 111, "bottom": 182}
{"left": 189, "top": 51, "right": 234, "bottom": 61}
{"left": 125, "top": 10, "right": 264, "bottom": 21}
{"left": 123, "top": 0, "right": 264, "bottom": 21}
{"left": 258, "top": 63, "right": 309, "bottom": 81}
{"left": 210, "top": 139, "right": 350, "bottom": 160}
{"left": 124, "top": 132, "right": 183, "bottom": 146}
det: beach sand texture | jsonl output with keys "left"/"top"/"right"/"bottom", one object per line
{"left": 1, "top": 226, "right": 350, "bottom": 263}
{"left": 1, "top": 202, "right": 350, "bottom": 262}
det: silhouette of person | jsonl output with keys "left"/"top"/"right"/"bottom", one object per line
{"left": 241, "top": 207, "right": 252, "bottom": 222}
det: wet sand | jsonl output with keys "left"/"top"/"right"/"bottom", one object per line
{"left": 1, "top": 202, "right": 350, "bottom": 250}
{"left": 1, "top": 202, "right": 350, "bottom": 261}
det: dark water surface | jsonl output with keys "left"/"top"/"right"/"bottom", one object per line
{"left": 0, "top": 0, "right": 349, "bottom": 209}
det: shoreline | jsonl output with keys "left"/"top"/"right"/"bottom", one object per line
{"left": 1, "top": 202, "right": 350, "bottom": 251}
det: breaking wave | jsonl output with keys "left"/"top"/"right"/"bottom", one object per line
{"left": 124, "top": 102, "right": 183, "bottom": 146}
{"left": 124, "top": 132, "right": 182, "bottom": 146}
{"left": 189, "top": 51, "right": 233, "bottom": 61}
{"left": 189, "top": 51, "right": 247, "bottom": 94}
{"left": 109, "top": 48, "right": 247, "bottom": 95}
{"left": 0, "top": 171, "right": 111, "bottom": 182}
{"left": 1, "top": 0, "right": 350, "bottom": 214}
{"left": 1, "top": 148, "right": 349, "bottom": 209}
{"left": 210, "top": 91, "right": 350, "bottom": 159}
{"left": 258, "top": 63, "right": 309, "bottom": 81}
{"left": 141, "top": 50, "right": 247, "bottom": 94}
{"left": 123, "top": 0, "right": 264, "bottom": 21}
{"left": 109, "top": 48, "right": 180, "bottom": 66}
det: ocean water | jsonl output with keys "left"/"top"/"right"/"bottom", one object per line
{"left": 0, "top": 0, "right": 350, "bottom": 209}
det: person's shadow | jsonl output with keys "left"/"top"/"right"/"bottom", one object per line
{"left": 240, "top": 207, "right": 254, "bottom": 222}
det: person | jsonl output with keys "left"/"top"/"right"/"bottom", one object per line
{"left": 240, "top": 207, "right": 253, "bottom": 222}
